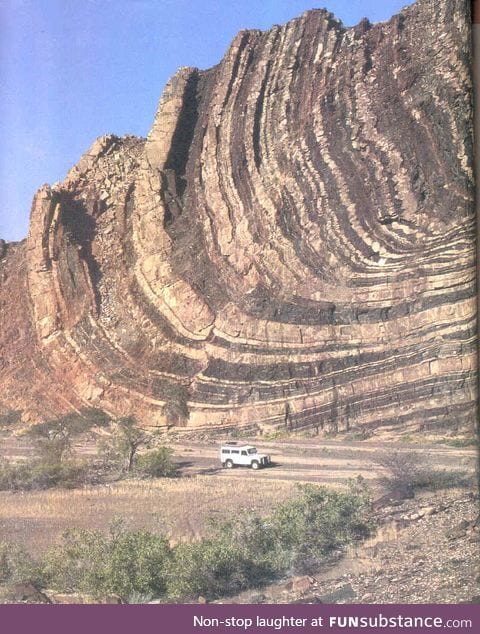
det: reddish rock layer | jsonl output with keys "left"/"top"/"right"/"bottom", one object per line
{"left": 0, "top": 0, "right": 476, "bottom": 433}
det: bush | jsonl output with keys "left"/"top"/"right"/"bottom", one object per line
{"left": 411, "top": 469, "right": 475, "bottom": 491}
{"left": 373, "top": 451, "right": 464, "bottom": 495}
{"left": 269, "top": 481, "right": 372, "bottom": 573}
{"left": 442, "top": 437, "right": 478, "bottom": 448}
{"left": 135, "top": 447, "right": 177, "bottom": 478}
{"left": 0, "top": 459, "right": 19, "bottom": 490}
{"left": 212, "top": 514, "right": 283, "bottom": 582}
{"left": 167, "top": 537, "right": 272, "bottom": 601}
{"left": 0, "top": 541, "right": 43, "bottom": 586}
{"left": 0, "top": 457, "right": 88, "bottom": 491}
{"left": 43, "top": 521, "right": 172, "bottom": 602}
{"left": 42, "top": 528, "right": 107, "bottom": 595}
{"left": 168, "top": 512, "right": 282, "bottom": 601}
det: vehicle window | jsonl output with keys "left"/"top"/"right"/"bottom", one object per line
{"left": 248, "top": 448, "right": 257, "bottom": 454}
{"left": 221, "top": 449, "right": 230, "bottom": 454}
{"left": 241, "top": 450, "right": 247, "bottom": 456}
{"left": 231, "top": 450, "right": 239, "bottom": 454}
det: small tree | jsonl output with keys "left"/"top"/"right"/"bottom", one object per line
{"left": 26, "top": 409, "right": 111, "bottom": 466}
{"left": 2, "top": 409, "right": 112, "bottom": 489}
{"left": 99, "top": 416, "right": 149, "bottom": 474}
{"left": 374, "top": 450, "right": 431, "bottom": 497}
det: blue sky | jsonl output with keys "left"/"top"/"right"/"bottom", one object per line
{"left": 0, "top": 0, "right": 410, "bottom": 241}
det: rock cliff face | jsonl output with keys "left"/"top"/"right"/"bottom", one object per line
{"left": 0, "top": 0, "right": 476, "bottom": 433}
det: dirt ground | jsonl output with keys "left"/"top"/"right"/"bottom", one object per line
{"left": 0, "top": 476, "right": 297, "bottom": 552}
{"left": 0, "top": 435, "right": 477, "bottom": 542}
{"left": 0, "top": 432, "right": 478, "bottom": 603}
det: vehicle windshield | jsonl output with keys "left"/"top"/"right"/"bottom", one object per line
{"left": 248, "top": 448, "right": 257, "bottom": 455}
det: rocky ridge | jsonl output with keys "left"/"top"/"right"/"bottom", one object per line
{"left": 0, "top": 0, "right": 476, "bottom": 433}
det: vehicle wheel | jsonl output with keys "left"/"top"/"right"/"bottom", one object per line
{"left": 225, "top": 459, "right": 234, "bottom": 469}
{"left": 251, "top": 461, "right": 259, "bottom": 470}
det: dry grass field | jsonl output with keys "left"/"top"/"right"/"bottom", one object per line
{"left": 0, "top": 475, "right": 297, "bottom": 553}
{"left": 1, "top": 432, "right": 476, "bottom": 561}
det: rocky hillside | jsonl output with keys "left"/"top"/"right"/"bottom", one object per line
{"left": 0, "top": 0, "right": 476, "bottom": 433}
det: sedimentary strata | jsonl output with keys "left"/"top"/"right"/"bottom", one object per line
{"left": 0, "top": 0, "right": 476, "bottom": 433}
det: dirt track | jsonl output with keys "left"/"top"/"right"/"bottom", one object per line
{"left": 1, "top": 433, "right": 476, "bottom": 487}
{"left": 170, "top": 438, "right": 477, "bottom": 486}
{"left": 1, "top": 431, "right": 476, "bottom": 483}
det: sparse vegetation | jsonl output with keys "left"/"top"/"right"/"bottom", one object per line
{"left": 0, "top": 458, "right": 88, "bottom": 491}
{"left": 260, "top": 429, "right": 290, "bottom": 441}
{"left": 97, "top": 416, "right": 177, "bottom": 479}
{"left": 0, "top": 476, "right": 295, "bottom": 555}
{"left": 342, "top": 429, "right": 374, "bottom": 441}
{"left": 411, "top": 469, "right": 475, "bottom": 491}
{"left": 0, "top": 410, "right": 111, "bottom": 491}
{"left": 375, "top": 450, "right": 429, "bottom": 497}
{"left": 438, "top": 437, "right": 478, "bottom": 448}
{"left": 227, "top": 427, "right": 250, "bottom": 440}
{"left": 0, "top": 413, "right": 177, "bottom": 491}
{"left": 374, "top": 450, "right": 475, "bottom": 495}
{"left": 26, "top": 409, "right": 111, "bottom": 474}
{"left": 0, "top": 482, "right": 372, "bottom": 603}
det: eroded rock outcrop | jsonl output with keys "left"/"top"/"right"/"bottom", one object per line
{"left": 0, "top": 0, "right": 476, "bottom": 433}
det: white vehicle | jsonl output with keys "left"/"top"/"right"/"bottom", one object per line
{"left": 220, "top": 443, "right": 271, "bottom": 469}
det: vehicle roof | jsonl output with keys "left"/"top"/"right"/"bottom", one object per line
{"left": 221, "top": 443, "right": 256, "bottom": 448}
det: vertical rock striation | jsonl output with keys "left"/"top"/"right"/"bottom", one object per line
{"left": 0, "top": 0, "right": 476, "bottom": 434}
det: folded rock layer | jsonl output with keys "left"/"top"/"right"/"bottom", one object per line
{"left": 0, "top": 0, "right": 476, "bottom": 434}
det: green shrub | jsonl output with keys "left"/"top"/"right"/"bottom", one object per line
{"left": 0, "top": 458, "right": 88, "bottom": 491}
{"left": 167, "top": 538, "right": 258, "bottom": 601}
{"left": 27, "top": 461, "right": 87, "bottom": 489}
{"left": 212, "top": 514, "right": 282, "bottom": 577}
{"left": 135, "top": 447, "right": 177, "bottom": 478}
{"left": 105, "top": 529, "right": 172, "bottom": 600}
{"left": 269, "top": 481, "right": 372, "bottom": 572}
{"left": 42, "top": 528, "right": 107, "bottom": 594}
{"left": 43, "top": 522, "right": 172, "bottom": 602}
{"left": 0, "top": 541, "right": 43, "bottom": 586}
